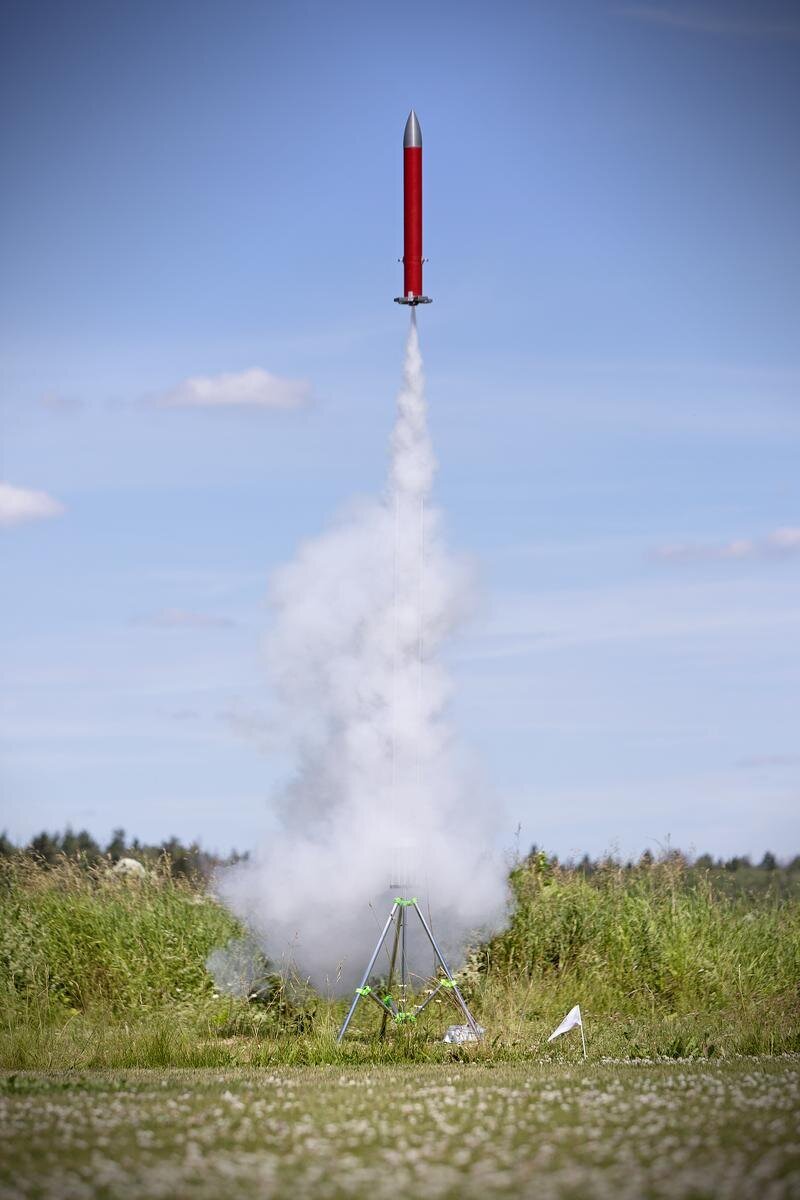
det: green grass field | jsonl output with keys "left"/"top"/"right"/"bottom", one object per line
{"left": 2, "top": 1060, "right": 798, "bottom": 1199}
{"left": 2, "top": 853, "right": 798, "bottom": 1068}
{"left": 2, "top": 854, "right": 799, "bottom": 1197}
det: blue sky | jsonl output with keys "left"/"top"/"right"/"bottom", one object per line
{"left": 2, "top": 0, "right": 799, "bottom": 859}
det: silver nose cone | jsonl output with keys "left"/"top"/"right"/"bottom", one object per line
{"left": 403, "top": 110, "right": 422, "bottom": 148}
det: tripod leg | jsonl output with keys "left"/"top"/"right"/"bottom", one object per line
{"left": 413, "top": 904, "right": 482, "bottom": 1039}
{"left": 413, "top": 979, "right": 444, "bottom": 1016}
{"left": 379, "top": 908, "right": 402, "bottom": 1040}
{"left": 337, "top": 903, "right": 398, "bottom": 1043}
{"left": 400, "top": 903, "right": 407, "bottom": 1005}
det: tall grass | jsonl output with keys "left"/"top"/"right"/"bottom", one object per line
{"left": 461, "top": 854, "right": 800, "bottom": 1060}
{"left": 0, "top": 856, "right": 240, "bottom": 1014}
{"left": 1, "top": 852, "right": 798, "bottom": 1067}
{"left": 486, "top": 853, "right": 799, "bottom": 1010}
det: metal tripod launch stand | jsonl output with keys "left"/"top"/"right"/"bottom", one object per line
{"left": 337, "top": 897, "right": 482, "bottom": 1043}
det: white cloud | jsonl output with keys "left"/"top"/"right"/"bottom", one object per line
{"left": 133, "top": 609, "right": 235, "bottom": 630}
{"left": 769, "top": 527, "right": 800, "bottom": 552}
{"left": 655, "top": 527, "right": 800, "bottom": 564}
{"left": 157, "top": 368, "right": 311, "bottom": 410}
{"left": 0, "top": 482, "right": 64, "bottom": 528}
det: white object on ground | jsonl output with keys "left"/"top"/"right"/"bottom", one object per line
{"left": 547, "top": 1004, "right": 587, "bottom": 1058}
{"left": 111, "top": 857, "right": 146, "bottom": 877}
{"left": 443, "top": 1023, "right": 485, "bottom": 1044}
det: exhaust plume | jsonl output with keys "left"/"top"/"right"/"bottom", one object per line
{"left": 215, "top": 318, "right": 505, "bottom": 990}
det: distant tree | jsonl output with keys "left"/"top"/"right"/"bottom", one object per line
{"left": 639, "top": 849, "right": 654, "bottom": 868}
{"left": 76, "top": 829, "right": 102, "bottom": 861}
{"left": 724, "top": 855, "right": 752, "bottom": 872}
{"left": 759, "top": 851, "right": 777, "bottom": 871}
{"left": 59, "top": 827, "right": 102, "bottom": 862}
{"left": 662, "top": 847, "right": 688, "bottom": 868}
{"left": 160, "top": 836, "right": 203, "bottom": 879}
{"left": 106, "top": 828, "right": 127, "bottom": 861}
{"left": 60, "top": 827, "right": 79, "bottom": 857}
{"left": 0, "top": 826, "right": 241, "bottom": 874}
{"left": 82, "top": 830, "right": 102, "bottom": 857}
{"left": 694, "top": 853, "right": 714, "bottom": 870}
{"left": 27, "top": 831, "right": 60, "bottom": 864}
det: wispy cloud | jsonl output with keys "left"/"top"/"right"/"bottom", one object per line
{"left": 509, "top": 771, "right": 798, "bottom": 861}
{"left": 655, "top": 527, "right": 800, "bottom": 564}
{"left": 132, "top": 608, "right": 236, "bottom": 630}
{"left": 218, "top": 706, "right": 275, "bottom": 748}
{"left": 617, "top": 4, "right": 800, "bottom": 41}
{"left": 157, "top": 367, "right": 312, "bottom": 410}
{"left": 737, "top": 754, "right": 800, "bottom": 769}
{"left": 0, "top": 482, "right": 64, "bottom": 528}
{"left": 455, "top": 573, "right": 800, "bottom": 664}
{"left": 169, "top": 708, "right": 201, "bottom": 722}
{"left": 39, "top": 391, "right": 82, "bottom": 414}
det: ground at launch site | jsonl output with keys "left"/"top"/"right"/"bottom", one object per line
{"left": 2, "top": 1060, "right": 797, "bottom": 1200}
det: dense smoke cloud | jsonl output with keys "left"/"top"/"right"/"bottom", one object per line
{"left": 214, "top": 318, "right": 505, "bottom": 992}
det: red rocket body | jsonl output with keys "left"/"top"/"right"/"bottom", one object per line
{"left": 403, "top": 144, "right": 423, "bottom": 297}
{"left": 395, "top": 111, "right": 431, "bottom": 307}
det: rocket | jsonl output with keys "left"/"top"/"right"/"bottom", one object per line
{"left": 394, "top": 111, "right": 432, "bottom": 307}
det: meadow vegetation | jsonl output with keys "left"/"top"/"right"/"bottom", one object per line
{"left": 3, "top": 1061, "right": 799, "bottom": 1199}
{"left": 1, "top": 848, "right": 798, "bottom": 1069}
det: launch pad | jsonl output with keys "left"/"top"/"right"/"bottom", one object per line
{"left": 337, "top": 897, "right": 482, "bottom": 1043}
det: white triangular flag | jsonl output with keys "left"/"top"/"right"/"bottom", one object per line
{"left": 548, "top": 1005, "right": 583, "bottom": 1042}
{"left": 546, "top": 1003, "right": 578, "bottom": 1041}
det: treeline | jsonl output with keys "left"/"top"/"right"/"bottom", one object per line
{"left": 0, "top": 827, "right": 245, "bottom": 879}
{"left": 523, "top": 844, "right": 800, "bottom": 898}
{"left": 2, "top": 827, "right": 797, "bottom": 885}
{"left": 535, "top": 847, "right": 799, "bottom": 873}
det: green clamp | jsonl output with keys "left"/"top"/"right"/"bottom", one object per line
{"left": 441, "top": 979, "right": 456, "bottom": 990}
{"left": 395, "top": 1011, "right": 417, "bottom": 1024}
{"left": 381, "top": 995, "right": 394, "bottom": 1008}
{"left": 356, "top": 986, "right": 372, "bottom": 996}
{"left": 395, "top": 897, "right": 417, "bottom": 906}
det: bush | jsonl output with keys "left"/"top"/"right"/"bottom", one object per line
{"left": 0, "top": 855, "right": 241, "bottom": 1015}
{"left": 486, "top": 853, "right": 800, "bottom": 1011}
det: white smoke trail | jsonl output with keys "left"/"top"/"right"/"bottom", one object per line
{"left": 215, "top": 317, "right": 505, "bottom": 991}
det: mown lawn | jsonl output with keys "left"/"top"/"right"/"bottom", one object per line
{"left": 1, "top": 1058, "right": 798, "bottom": 1199}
